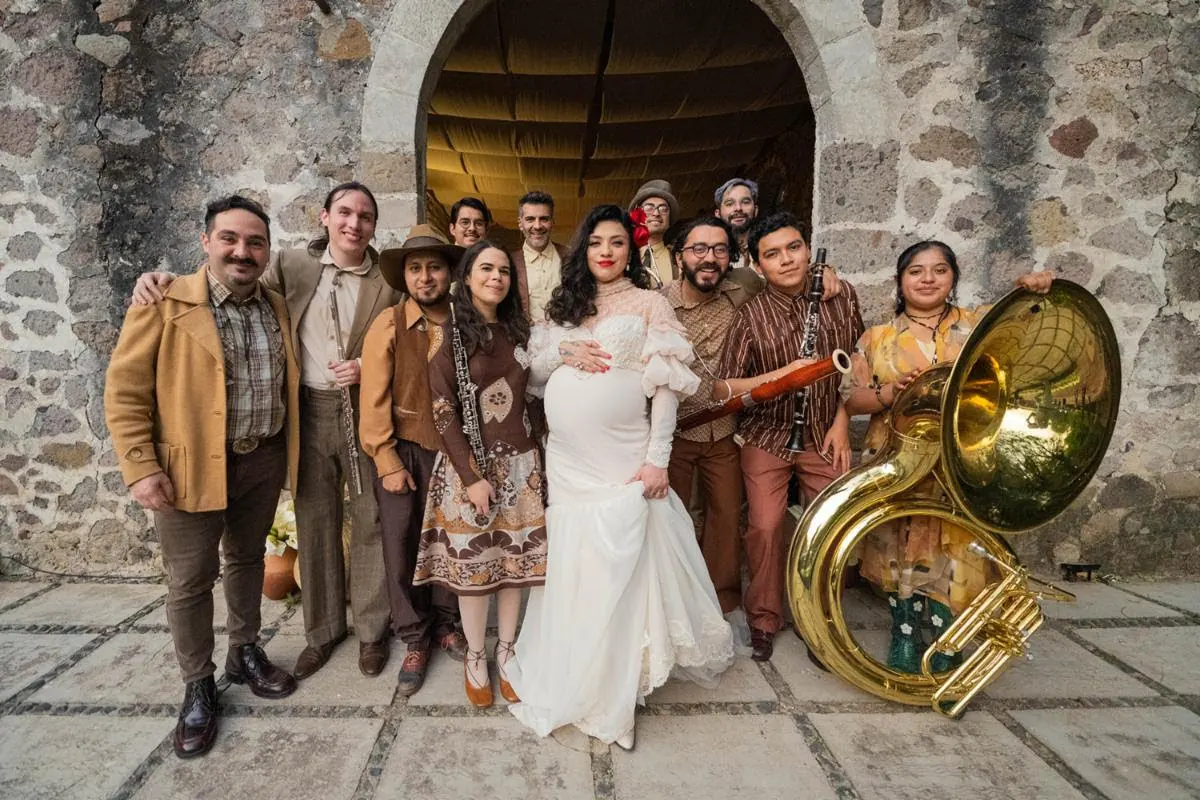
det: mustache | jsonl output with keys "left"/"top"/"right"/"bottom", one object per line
{"left": 691, "top": 261, "right": 721, "bottom": 273}
{"left": 225, "top": 257, "right": 257, "bottom": 267}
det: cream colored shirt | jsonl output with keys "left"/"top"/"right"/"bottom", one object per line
{"left": 641, "top": 240, "right": 674, "bottom": 288}
{"left": 524, "top": 240, "right": 562, "bottom": 318}
{"left": 297, "top": 247, "right": 371, "bottom": 388}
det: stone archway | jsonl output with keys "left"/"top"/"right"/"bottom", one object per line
{"left": 360, "top": 0, "right": 898, "bottom": 246}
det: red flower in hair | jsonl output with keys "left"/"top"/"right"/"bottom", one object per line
{"left": 628, "top": 208, "right": 651, "bottom": 248}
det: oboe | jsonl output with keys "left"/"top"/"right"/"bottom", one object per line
{"left": 784, "top": 247, "right": 827, "bottom": 453}
{"left": 449, "top": 301, "right": 488, "bottom": 474}
{"left": 328, "top": 282, "right": 364, "bottom": 496}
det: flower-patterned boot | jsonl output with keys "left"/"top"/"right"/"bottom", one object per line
{"left": 927, "top": 599, "right": 964, "bottom": 673}
{"left": 885, "top": 594, "right": 921, "bottom": 673}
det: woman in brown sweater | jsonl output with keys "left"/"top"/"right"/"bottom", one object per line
{"left": 413, "top": 240, "right": 547, "bottom": 708}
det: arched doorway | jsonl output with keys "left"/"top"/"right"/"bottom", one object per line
{"left": 421, "top": 0, "right": 816, "bottom": 238}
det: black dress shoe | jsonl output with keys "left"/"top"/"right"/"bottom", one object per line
{"left": 225, "top": 643, "right": 297, "bottom": 699}
{"left": 173, "top": 676, "right": 218, "bottom": 759}
{"left": 750, "top": 628, "right": 775, "bottom": 662}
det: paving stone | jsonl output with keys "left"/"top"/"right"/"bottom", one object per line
{"left": 1039, "top": 581, "right": 1181, "bottom": 620}
{"left": 0, "top": 714, "right": 167, "bottom": 800}
{"left": 0, "top": 633, "right": 96, "bottom": 702}
{"left": 811, "top": 711, "right": 1086, "bottom": 799}
{"left": 985, "top": 629, "right": 1158, "bottom": 700}
{"left": 28, "top": 632, "right": 225, "bottom": 705}
{"left": 0, "top": 583, "right": 163, "bottom": 626}
{"left": 132, "top": 717, "right": 381, "bottom": 800}
{"left": 1011, "top": 706, "right": 1200, "bottom": 800}
{"left": 376, "top": 716, "right": 593, "bottom": 799}
{"left": 647, "top": 655, "right": 775, "bottom": 705}
{"left": 841, "top": 586, "right": 891, "bottom": 628}
{"left": 1119, "top": 581, "right": 1200, "bottom": 615}
{"left": 133, "top": 583, "right": 289, "bottom": 630}
{"left": 770, "top": 630, "right": 887, "bottom": 704}
{"left": 0, "top": 581, "right": 47, "bottom": 610}
{"left": 611, "top": 715, "right": 838, "bottom": 800}
{"left": 1078, "top": 627, "right": 1200, "bottom": 694}
{"left": 408, "top": 634, "right": 513, "bottom": 708}
{"left": 219, "top": 633, "right": 398, "bottom": 707}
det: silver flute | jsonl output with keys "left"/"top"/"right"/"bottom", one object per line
{"left": 328, "top": 284, "right": 364, "bottom": 496}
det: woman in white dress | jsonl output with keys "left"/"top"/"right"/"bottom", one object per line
{"left": 507, "top": 204, "right": 734, "bottom": 750}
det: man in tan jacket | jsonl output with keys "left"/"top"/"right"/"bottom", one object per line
{"left": 106, "top": 195, "right": 300, "bottom": 759}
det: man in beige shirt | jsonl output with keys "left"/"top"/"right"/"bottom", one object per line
{"left": 509, "top": 190, "right": 567, "bottom": 321}
{"left": 629, "top": 179, "right": 680, "bottom": 288}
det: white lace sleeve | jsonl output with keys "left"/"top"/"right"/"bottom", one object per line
{"left": 646, "top": 386, "right": 679, "bottom": 468}
{"left": 640, "top": 291, "right": 701, "bottom": 399}
{"left": 528, "top": 323, "right": 565, "bottom": 398}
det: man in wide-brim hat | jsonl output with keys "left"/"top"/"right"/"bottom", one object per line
{"left": 629, "top": 179, "right": 681, "bottom": 287}
{"left": 360, "top": 223, "right": 468, "bottom": 697}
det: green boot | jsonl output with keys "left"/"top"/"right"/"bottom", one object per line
{"left": 927, "top": 599, "right": 963, "bottom": 673}
{"left": 886, "top": 594, "right": 921, "bottom": 673}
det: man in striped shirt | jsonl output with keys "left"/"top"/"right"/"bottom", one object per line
{"left": 715, "top": 212, "right": 864, "bottom": 662}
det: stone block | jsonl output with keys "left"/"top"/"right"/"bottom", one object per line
{"left": 0, "top": 583, "right": 164, "bottom": 627}
{"left": 1049, "top": 117, "right": 1098, "bottom": 158}
{"left": 1119, "top": 581, "right": 1200, "bottom": 614}
{"left": 0, "top": 582, "right": 44, "bottom": 609}
{"left": 318, "top": 18, "right": 372, "bottom": 61}
{"left": 769, "top": 629, "right": 888, "bottom": 704}
{"left": 1089, "top": 219, "right": 1153, "bottom": 258}
{"left": 818, "top": 141, "right": 899, "bottom": 224}
{"left": 910, "top": 125, "right": 980, "bottom": 168}
{"left": 1044, "top": 251, "right": 1094, "bottom": 285}
{"left": 1041, "top": 581, "right": 1181, "bottom": 620}
{"left": 29, "top": 632, "right": 226, "bottom": 705}
{"left": 376, "top": 716, "right": 593, "bottom": 799}
{"left": 646, "top": 655, "right": 775, "bottom": 705}
{"left": 22, "top": 310, "right": 63, "bottom": 337}
{"left": 1135, "top": 315, "right": 1200, "bottom": 382}
{"left": 897, "top": 62, "right": 941, "bottom": 98}
{"left": 810, "top": 711, "right": 1085, "bottom": 799}
{"left": 1096, "top": 267, "right": 1163, "bottom": 305}
{"left": 35, "top": 442, "right": 95, "bottom": 469}
{"left": 0, "top": 715, "right": 167, "bottom": 800}
{"left": 1029, "top": 198, "right": 1079, "bottom": 248}
{"left": 97, "top": 0, "right": 136, "bottom": 23}
{"left": 362, "top": 150, "right": 417, "bottom": 194}
{"left": 904, "top": 177, "right": 940, "bottom": 222}
{"left": 1011, "top": 706, "right": 1200, "bottom": 800}
{"left": 6, "top": 232, "right": 43, "bottom": 261}
{"left": 0, "top": 632, "right": 96, "bottom": 702}
{"left": 5, "top": 269, "right": 58, "bottom": 302}
{"left": 0, "top": 108, "right": 39, "bottom": 157}
{"left": 984, "top": 629, "right": 1157, "bottom": 700}
{"left": 74, "top": 33, "right": 130, "bottom": 67}
{"left": 1079, "top": 627, "right": 1200, "bottom": 694}
{"left": 133, "top": 717, "right": 382, "bottom": 800}
{"left": 1164, "top": 247, "right": 1200, "bottom": 303}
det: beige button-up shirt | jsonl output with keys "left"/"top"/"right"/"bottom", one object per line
{"left": 523, "top": 240, "right": 562, "bottom": 318}
{"left": 641, "top": 240, "right": 675, "bottom": 288}
{"left": 297, "top": 248, "right": 371, "bottom": 388}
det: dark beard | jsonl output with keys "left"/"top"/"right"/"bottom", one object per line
{"left": 683, "top": 262, "right": 724, "bottom": 292}
{"left": 414, "top": 286, "right": 450, "bottom": 308}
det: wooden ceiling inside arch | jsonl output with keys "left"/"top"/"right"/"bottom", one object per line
{"left": 425, "top": 0, "right": 812, "bottom": 230}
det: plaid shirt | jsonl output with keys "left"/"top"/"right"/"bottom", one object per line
{"left": 208, "top": 273, "right": 286, "bottom": 441}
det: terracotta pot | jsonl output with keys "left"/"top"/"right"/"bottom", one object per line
{"left": 293, "top": 553, "right": 302, "bottom": 591}
{"left": 263, "top": 547, "right": 299, "bottom": 600}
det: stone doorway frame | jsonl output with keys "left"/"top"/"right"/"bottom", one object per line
{"left": 360, "top": 0, "right": 895, "bottom": 245}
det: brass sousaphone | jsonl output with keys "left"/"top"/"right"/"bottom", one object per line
{"left": 787, "top": 280, "right": 1121, "bottom": 716}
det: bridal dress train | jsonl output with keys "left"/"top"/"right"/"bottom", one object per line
{"left": 507, "top": 278, "right": 734, "bottom": 744}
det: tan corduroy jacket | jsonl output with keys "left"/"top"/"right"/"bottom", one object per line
{"left": 104, "top": 267, "right": 301, "bottom": 513}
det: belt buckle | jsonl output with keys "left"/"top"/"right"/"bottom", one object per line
{"left": 231, "top": 436, "right": 260, "bottom": 455}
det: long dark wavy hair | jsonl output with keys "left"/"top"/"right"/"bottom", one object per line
{"left": 545, "top": 204, "right": 652, "bottom": 328}
{"left": 894, "top": 240, "right": 960, "bottom": 314}
{"left": 450, "top": 239, "right": 530, "bottom": 355}
{"left": 306, "top": 181, "right": 380, "bottom": 256}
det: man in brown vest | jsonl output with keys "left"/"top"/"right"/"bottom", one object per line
{"left": 107, "top": 195, "right": 300, "bottom": 758}
{"left": 359, "top": 225, "right": 467, "bottom": 695}
{"left": 508, "top": 189, "right": 567, "bottom": 321}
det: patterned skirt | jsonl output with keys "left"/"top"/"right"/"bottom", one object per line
{"left": 414, "top": 444, "right": 548, "bottom": 596}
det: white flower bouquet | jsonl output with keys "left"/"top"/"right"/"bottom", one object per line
{"left": 265, "top": 499, "right": 298, "bottom": 556}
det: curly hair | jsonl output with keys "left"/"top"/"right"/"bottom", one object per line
{"left": 450, "top": 239, "right": 530, "bottom": 355}
{"left": 545, "top": 204, "right": 652, "bottom": 328}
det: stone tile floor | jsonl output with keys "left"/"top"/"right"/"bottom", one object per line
{"left": 0, "top": 577, "right": 1197, "bottom": 800}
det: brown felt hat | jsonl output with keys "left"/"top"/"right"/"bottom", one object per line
{"left": 628, "top": 179, "right": 680, "bottom": 223}
{"left": 379, "top": 224, "right": 465, "bottom": 291}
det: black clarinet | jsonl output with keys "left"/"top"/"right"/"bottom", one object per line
{"left": 784, "top": 247, "right": 827, "bottom": 453}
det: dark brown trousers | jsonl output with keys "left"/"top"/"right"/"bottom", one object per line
{"left": 375, "top": 439, "right": 460, "bottom": 646}
{"left": 294, "top": 388, "right": 390, "bottom": 648}
{"left": 668, "top": 434, "right": 744, "bottom": 614}
{"left": 155, "top": 433, "right": 287, "bottom": 684}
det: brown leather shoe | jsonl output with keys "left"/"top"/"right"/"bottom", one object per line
{"left": 359, "top": 640, "right": 389, "bottom": 677}
{"left": 437, "top": 629, "right": 468, "bottom": 662}
{"left": 173, "top": 676, "right": 218, "bottom": 759}
{"left": 495, "top": 639, "right": 519, "bottom": 703}
{"left": 226, "top": 643, "right": 297, "bottom": 699}
{"left": 293, "top": 637, "right": 342, "bottom": 680}
{"left": 750, "top": 628, "right": 775, "bottom": 662}
{"left": 463, "top": 647, "right": 493, "bottom": 708}
{"left": 396, "top": 645, "right": 430, "bottom": 697}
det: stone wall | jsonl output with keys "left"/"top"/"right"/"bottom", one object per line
{"left": 0, "top": 0, "right": 1195, "bottom": 578}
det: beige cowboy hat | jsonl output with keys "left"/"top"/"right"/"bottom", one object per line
{"left": 379, "top": 224, "right": 465, "bottom": 291}
{"left": 629, "top": 179, "right": 681, "bottom": 223}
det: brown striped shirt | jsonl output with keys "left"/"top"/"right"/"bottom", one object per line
{"left": 208, "top": 273, "right": 287, "bottom": 441}
{"left": 717, "top": 281, "right": 864, "bottom": 460}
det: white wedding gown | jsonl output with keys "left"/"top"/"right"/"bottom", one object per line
{"left": 508, "top": 278, "right": 734, "bottom": 744}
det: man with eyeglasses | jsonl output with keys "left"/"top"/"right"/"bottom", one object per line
{"left": 663, "top": 216, "right": 759, "bottom": 618}
{"left": 448, "top": 197, "right": 491, "bottom": 248}
{"left": 629, "top": 179, "right": 679, "bottom": 287}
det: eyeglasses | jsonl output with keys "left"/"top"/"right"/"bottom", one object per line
{"left": 640, "top": 202, "right": 670, "bottom": 216}
{"left": 682, "top": 243, "right": 730, "bottom": 259}
{"left": 454, "top": 219, "right": 487, "bottom": 230}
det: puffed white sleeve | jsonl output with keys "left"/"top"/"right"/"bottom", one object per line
{"left": 528, "top": 322, "right": 565, "bottom": 398}
{"left": 640, "top": 293, "right": 701, "bottom": 399}
{"left": 645, "top": 386, "right": 680, "bottom": 468}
